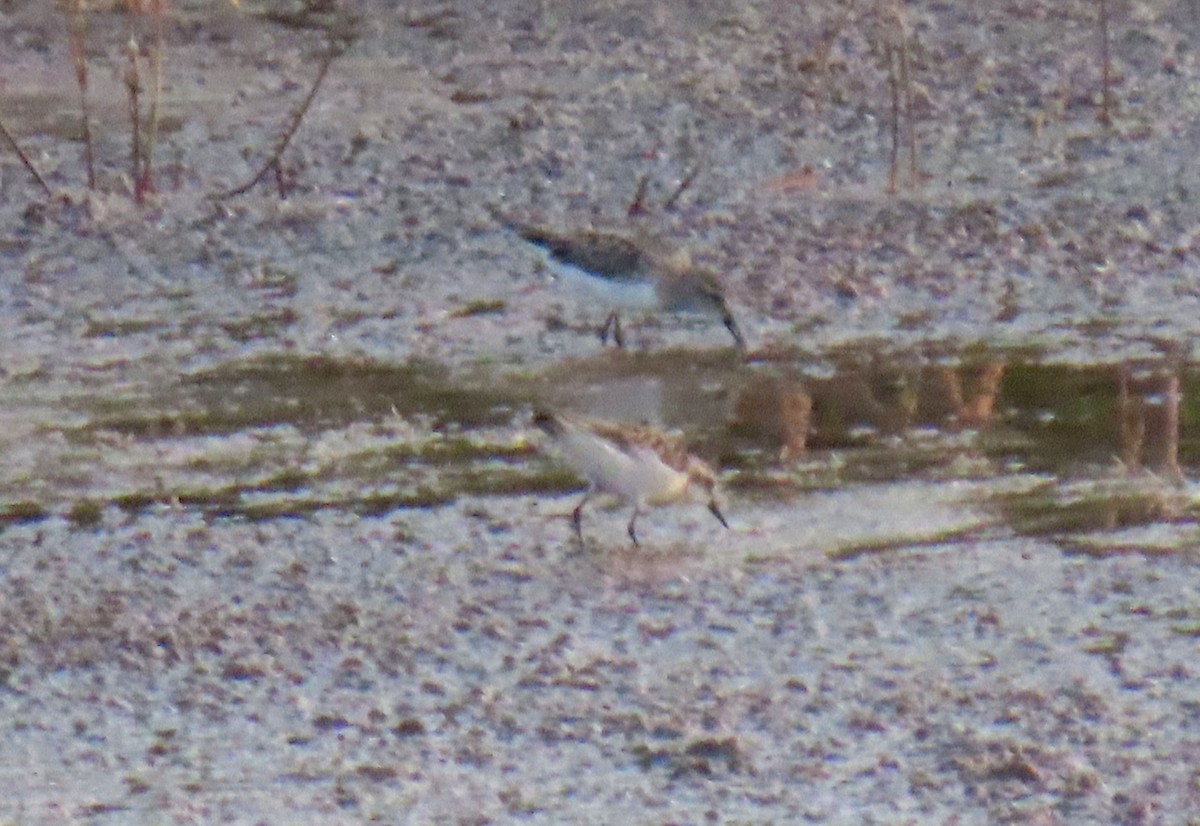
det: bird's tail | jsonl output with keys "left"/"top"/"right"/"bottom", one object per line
{"left": 486, "top": 204, "right": 546, "bottom": 244}
{"left": 514, "top": 225, "right": 554, "bottom": 247}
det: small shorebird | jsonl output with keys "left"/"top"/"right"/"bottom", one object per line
{"left": 507, "top": 221, "right": 746, "bottom": 351}
{"left": 533, "top": 409, "right": 729, "bottom": 547}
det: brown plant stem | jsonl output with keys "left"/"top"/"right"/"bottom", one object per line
{"left": 626, "top": 173, "right": 650, "bottom": 217}
{"left": 661, "top": 163, "right": 700, "bottom": 213}
{"left": 897, "top": 33, "right": 918, "bottom": 183}
{"left": 886, "top": 42, "right": 900, "bottom": 193}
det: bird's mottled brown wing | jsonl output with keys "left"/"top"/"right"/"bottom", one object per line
{"left": 519, "top": 228, "right": 648, "bottom": 282}
{"left": 585, "top": 419, "right": 691, "bottom": 472}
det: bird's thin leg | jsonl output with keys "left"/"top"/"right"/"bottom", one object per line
{"left": 571, "top": 491, "right": 591, "bottom": 547}
{"left": 626, "top": 506, "right": 641, "bottom": 547}
{"left": 708, "top": 499, "right": 730, "bottom": 529}
{"left": 599, "top": 313, "right": 624, "bottom": 348}
{"left": 599, "top": 314, "right": 614, "bottom": 345}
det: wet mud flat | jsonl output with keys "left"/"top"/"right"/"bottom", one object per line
{"left": 2, "top": 0, "right": 1200, "bottom": 823}
{"left": 3, "top": 500, "right": 1199, "bottom": 824}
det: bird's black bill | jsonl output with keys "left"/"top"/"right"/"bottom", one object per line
{"left": 723, "top": 311, "right": 747, "bottom": 353}
{"left": 708, "top": 500, "right": 730, "bottom": 529}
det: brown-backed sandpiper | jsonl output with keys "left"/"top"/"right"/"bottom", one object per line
{"left": 509, "top": 222, "right": 746, "bottom": 351}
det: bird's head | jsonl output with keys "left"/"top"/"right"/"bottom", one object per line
{"left": 690, "top": 272, "right": 747, "bottom": 353}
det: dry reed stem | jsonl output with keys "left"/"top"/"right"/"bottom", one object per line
{"left": 661, "top": 163, "right": 701, "bottom": 213}
{"left": 218, "top": 42, "right": 347, "bottom": 199}
{"left": 1097, "top": 0, "right": 1114, "bottom": 125}
{"left": 124, "top": 37, "right": 145, "bottom": 203}
{"left": 0, "top": 118, "right": 54, "bottom": 198}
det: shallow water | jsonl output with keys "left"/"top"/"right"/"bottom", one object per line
{"left": 3, "top": 345, "right": 1195, "bottom": 557}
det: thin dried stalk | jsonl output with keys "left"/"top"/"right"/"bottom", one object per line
{"left": 67, "top": 0, "right": 96, "bottom": 189}
{"left": 1097, "top": 0, "right": 1114, "bottom": 125}
{"left": 219, "top": 43, "right": 346, "bottom": 199}
{"left": 661, "top": 163, "right": 701, "bottom": 213}
{"left": 0, "top": 118, "right": 53, "bottom": 198}
{"left": 897, "top": 27, "right": 918, "bottom": 183}
{"left": 882, "top": 2, "right": 920, "bottom": 192}
{"left": 626, "top": 174, "right": 650, "bottom": 217}
{"left": 124, "top": 37, "right": 146, "bottom": 203}
{"left": 886, "top": 42, "right": 900, "bottom": 193}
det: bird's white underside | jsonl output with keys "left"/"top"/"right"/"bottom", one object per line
{"left": 554, "top": 420, "right": 690, "bottom": 506}
{"left": 542, "top": 256, "right": 661, "bottom": 312}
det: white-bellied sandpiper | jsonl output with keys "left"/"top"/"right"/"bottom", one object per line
{"left": 533, "top": 408, "right": 729, "bottom": 547}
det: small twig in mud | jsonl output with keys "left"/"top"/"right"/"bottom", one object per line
{"left": 1097, "top": 0, "right": 1114, "bottom": 126}
{"left": 66, "top": 0, "right": 95, "bottom": 190}
{"left": 661, "top": 163, "right": 701, "bottom": 213}
{"left": 0, "top": 118, "right": 54, "bottom": 198}
{"left": 273, "top": 163, "right": 289, "bottom": 199}
{"left": 626, "top": 174, "right": 651, "bottom": 217}
{"left": 218, "top": 43, "right": 348, "bottom": 199}
{"left": 625, "top": 162, "right": 702, "bottom": 219}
